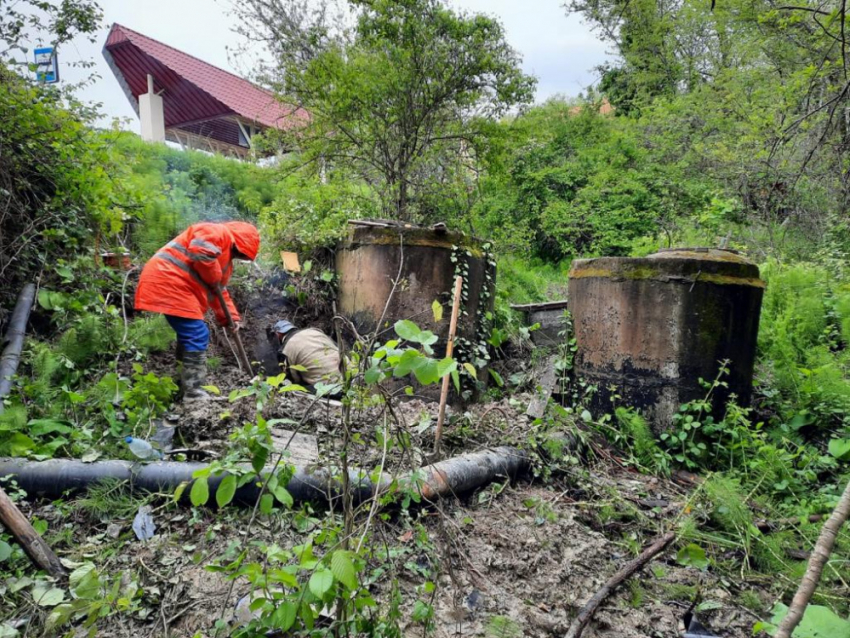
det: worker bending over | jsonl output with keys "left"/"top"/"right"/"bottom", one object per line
{"left": 135, "top": 221, "right": 260, "bottom": 400}
{"left": 273, "top": 320, "right": 343, "bottom": 396}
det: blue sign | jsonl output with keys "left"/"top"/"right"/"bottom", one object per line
{"left": 34, "top": 47, "right": 59, "bottom": 84}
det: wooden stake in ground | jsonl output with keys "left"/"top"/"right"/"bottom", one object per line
{"left": 564, "top": 530, "right": 676, "bottom": 638}
{"left": 775, "top": 477, "right": 850, "bottom": 638}
{"left": 0, "top": 485, "right": 65, "bottom": 579}
{"left": 433, "top": 276, "right": 463, "bottom": 457}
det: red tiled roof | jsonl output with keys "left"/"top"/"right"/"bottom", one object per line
{"left": 568, "top": 98, "right": 614, "bottom": 117}
{"left": 103, "top": 23, "right": 306, "bottom": 136}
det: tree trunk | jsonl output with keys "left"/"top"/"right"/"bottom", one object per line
{"left": 775, "top": 477, "right": 850, "bottom": 638}
{"left": 397, "top": 177, "right": 408, "bottom": 221}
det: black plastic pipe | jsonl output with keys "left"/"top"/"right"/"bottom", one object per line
{"left": 0, "top": 446, "right": 531, "bottom": 507}
{"left": 0, "top": 283, "right": 36, "bottom": 413}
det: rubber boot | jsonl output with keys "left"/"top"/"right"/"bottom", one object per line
{"left": 181, "top": 350, "right": 211, "bottom": 401}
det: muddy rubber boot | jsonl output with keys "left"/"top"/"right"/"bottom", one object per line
{"left": 181, "top": 351, "right": 211, "bottom": 402}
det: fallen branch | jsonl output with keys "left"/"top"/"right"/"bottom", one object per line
{"left": 775, "top": 477, "right": 850, "bottom": 638}
{"left": 564, "top": 530, "right": 676, "bottom": 638}
{"left": 0, "top": 485, "right": 65, "bottom": 579}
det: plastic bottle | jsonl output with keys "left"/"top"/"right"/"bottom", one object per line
{"left": 125, "top": 436, "right": 162, "bottom": 460}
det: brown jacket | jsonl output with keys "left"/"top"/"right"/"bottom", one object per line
{"left": 281, "top": 328, "right": 342, "bottom": 386}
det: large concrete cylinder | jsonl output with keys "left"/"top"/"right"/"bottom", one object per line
{"left": 336, "top": 224, "right": 494, "bottom": 355}
{"left": 568, "top": 248, "right": 764, "bottom": 429}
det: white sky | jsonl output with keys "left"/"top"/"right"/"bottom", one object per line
{"left": 24, "top": 0, "right": 610, "bottom": 133}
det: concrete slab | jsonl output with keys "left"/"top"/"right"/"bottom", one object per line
{"left": 270, "top": 429, "right": 319, "bottom": 465}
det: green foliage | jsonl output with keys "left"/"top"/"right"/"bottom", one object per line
{"left": 676, "top": 543, "right": 709, "bottom": 570}
{"left": 474, "top": 100, "right": 712, "bottom": 260}
{"left": 614, "top": 407, "right": 669, "bottom": 474}
{"left": 757, "top": 260, "right": 850, "bottom": 430}
{"left": 485, "top": 615, "right": 522, "bottom": 638}
{"left": 125, "top": 315, "right": 174, "bottom": 354}
{"left": 0, "top": 67, "right": 132, "bottom": 310}
{"left": 760, "top": 603, "right": 850, "bottom": 638}
{"left": 113, "top": 134, "right": 276, "bottom": 258}
{"left": 75, "top": 480, "right": 153, "bottom": 521}
{"left": 568, "top": 0, "right": 850, "bottom": 245}
{"left": 495, "top": 256, "right": 570, "bottom": 306}
{"left": 258, "top": 162, "right": 378, "bottom": 253}
{"left": 1, "top": 0, "right": 102, "bottom": 58}
{"left": 3, "top": 277, "right": 180, "bottom": 460}
{"left": 122, "top": 364, "right": 178, "bottom": 420}
{"left": 45, "top": 562, "right": 142, "bottom": 634}
{"left": 221, "top": 543, "right": 369, "bottom": 635}
{"left": 362, "top": 320, "right": 458, "bottom": 387}
{"left": 240, "top": 0, "right": 535, "bottom": 221}
{"left": 0, "top": 410, "right": 75, "bottom": 460}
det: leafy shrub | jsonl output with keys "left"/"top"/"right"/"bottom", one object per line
{"left": 258, "top": 165, "right": 378, "bottom": 253}
{"left": 126, "top": 315, "right": 174, "bottom": 354}
{"left": 0, "top": 67, "right": 132, "bottom": 313}
{"left": 57, "top": 314, "right": 122, "bottom": 370}
{"left": 757, "top": 261, "right": 850, "bottom": 429}
{"left": 474, "top": 100, "right": 713, "bottom": 260}
{"left": 113, "top": 134, "right": 276, "bottom": 258}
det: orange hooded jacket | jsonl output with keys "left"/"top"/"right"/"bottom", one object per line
{"left": 135, "top": 221, "right": 260, "bottom": 325}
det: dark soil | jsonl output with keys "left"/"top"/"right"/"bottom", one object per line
{"left": 25, "top": 458, "right": 765, "bottom": 638}
{"left": 18, "top": 280, "right": 773, "bottom": 638}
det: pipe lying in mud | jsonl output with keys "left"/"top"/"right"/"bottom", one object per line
{"left": 0, "top": 446, "right": 532, "bottom": 507}
{"left": 0, "top": 283, "right": 36, "bottom": 413}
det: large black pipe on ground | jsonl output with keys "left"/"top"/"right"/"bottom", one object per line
{"left": 0, "top": 446, "right": 531, "bottom": 507}
{"left": 0, "top": 283, "right": 36, "bottom": 413}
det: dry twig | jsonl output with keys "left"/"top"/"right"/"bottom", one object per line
{"left": 563, "top": 530, "right": 676, "bottom": 638}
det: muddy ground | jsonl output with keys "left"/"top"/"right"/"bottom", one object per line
{"left": 21, "top": 276, "right": 773, "bottom": 637}
{"left": 24, "top": 351, "right": 772, "bottom": 638}
{"left": 25, "top": 444, "right": 767, "bottom": 638}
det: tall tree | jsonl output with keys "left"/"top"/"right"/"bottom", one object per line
{"left": 237, "top": 0, "right": 536, "bottom": 222}
{"left": 567, "top": 0, "right": 850, "bottom": 240}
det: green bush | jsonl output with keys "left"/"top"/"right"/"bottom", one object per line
{"left": 757, "top": 261, "right": 850, "bottom": 429}
{"left": 258, "top": 164, "right": 378, "bottom": 254}
{"left": 0, "top": 67, "right": 131, "bottom": 311}
{"left": 126, "top": 315, "right": 174, "bottom": 354}
{"left": 113, "top": 134, "right": 277, "bottom": 257}
{"left": 473, "top": 100, "right": 713, "bottom": 260}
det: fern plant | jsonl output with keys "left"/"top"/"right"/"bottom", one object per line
{"left": 486, "top": 616, "right": 522, "bottom": 638}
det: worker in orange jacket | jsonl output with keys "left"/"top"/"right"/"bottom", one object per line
{"left": 135, "top": 221, "right": 260, "bottom": 400}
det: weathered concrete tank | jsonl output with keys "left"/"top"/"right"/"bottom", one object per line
{"left": 336, "top": 222, "right": 495, "bottom": 357}
{"left": 568, "top": 248, "right": 764, "bottom": 430}
{"left": 511, "top": 300, "right": 570, "bottom": 347}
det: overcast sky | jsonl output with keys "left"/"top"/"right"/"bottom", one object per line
{"left": 30, "top": 0, "right": 610, "bottom": 133}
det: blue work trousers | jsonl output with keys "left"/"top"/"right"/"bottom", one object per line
{"left": 165, "top": 316, "right": 210, "bottom": 352}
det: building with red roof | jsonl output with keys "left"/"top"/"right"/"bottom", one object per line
{"left": 103, "top": 23, "right": 306, "bottom": 156}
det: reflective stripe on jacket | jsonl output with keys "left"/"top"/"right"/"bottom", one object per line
{"left": 134, "top": 222, "right": 258, "bottom": 325}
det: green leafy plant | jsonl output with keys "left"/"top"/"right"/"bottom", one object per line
{"left": 757, "top": 603, "right": 850, "bottom": 638}
{"left": 676, "top": 543, "right": 710, "bottom": 570}
{"left": 364, "top": 320, "right": 457, "bottom": 387}
{"left": 486, "top": 615, "right": 522, "bottom": 638}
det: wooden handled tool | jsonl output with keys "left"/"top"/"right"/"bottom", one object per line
{"left": 213, "top": 287, "right": 253, "bottom": 376}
